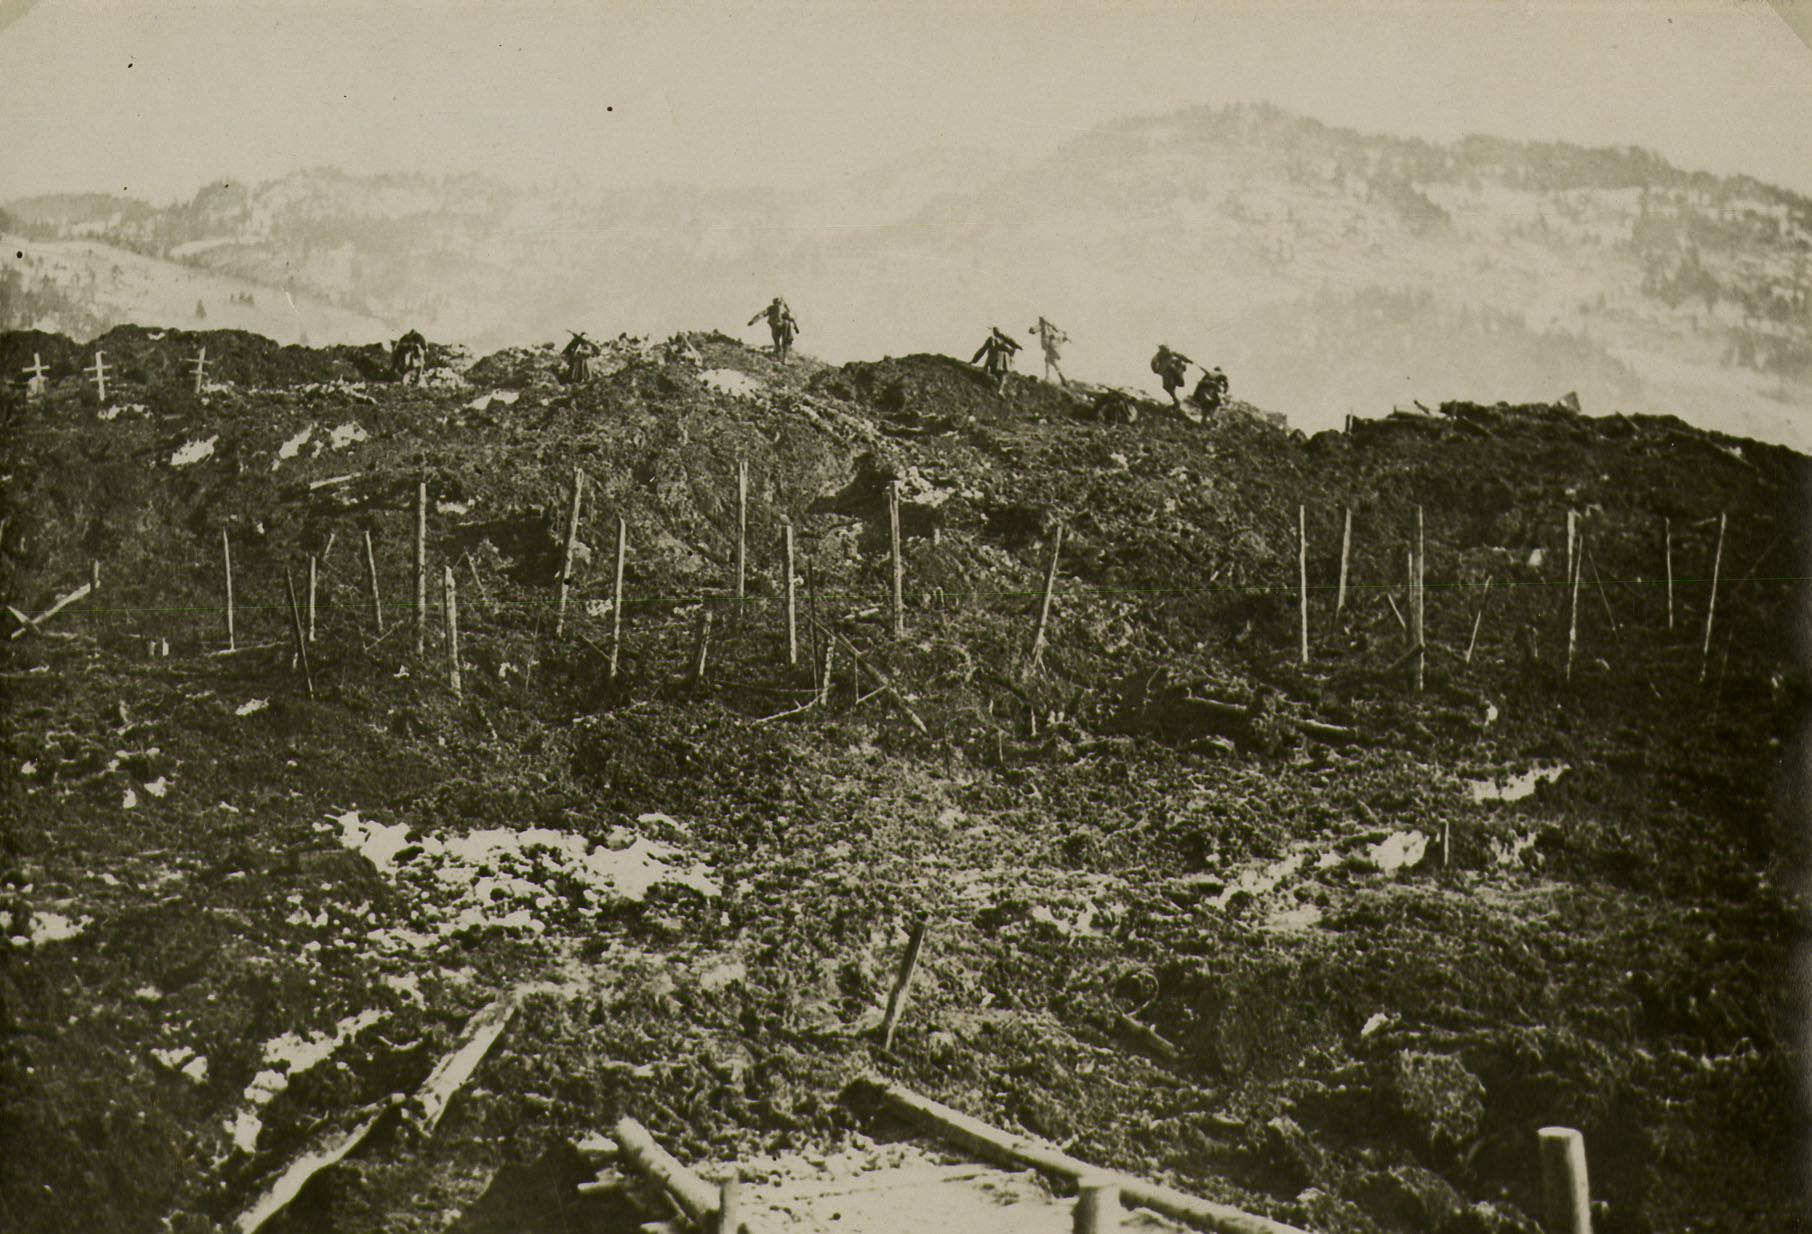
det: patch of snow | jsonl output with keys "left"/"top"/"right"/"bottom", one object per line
{"left": 327, "top": 422, "right": 367, "bottom": 449}
{"left": 14, "top": 910, "right": 93, "bottom": 946}
{"left": 1468, "top": 763, "right": 1569, "bottom": 803}
{"left": 437, "top": 500, "right": 472, "bottom": 515}
{"left": 122, "top": 787, "right": 139, "bottom": 809}
{"left": 1490, "top": 830, "right": 1542, "bottom": 867}
{"left": 235, "top": 699, "right": 268, "bottom": 717}
{"left": 181, "top": 1055, "right": 209, "bottom": 1084}
{"left": 1360, "top": 1011, "right": 1394, "bottom": 1039}
{"left": 272, "top": 425, "right": 314, "bottom": 469}
{"left": 170, "top": 436, "right": 219, "bottom": 467}
{"left": 1212, "top": 851, "right": 1306, "bottom": 908}
{"left": 1364, "top": 830, "right": 1428, "bottom": 874}
{"left": 144, "top": 777, "right": 170, "bottom": 798}
{"left": 225, "top": 1008, "right": 385, "bottom": 1152}
{"left": 700, "top": 368, "right": 763, "bottom": 398}
{"left": 135, "top": 985, "right": 162, "bottom": 1002}
{"left": 464, "top": 390, "right": 521, "bottom": 411}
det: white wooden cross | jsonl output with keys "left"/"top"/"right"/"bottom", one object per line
{"left": 189, "top": 346, "right": 209, "bottom": 396}
{"left": 23, "top": 352, "right": 48, "bottom": 398}
{"left": 85, "top": 350, "right": 108, "bottom": 403}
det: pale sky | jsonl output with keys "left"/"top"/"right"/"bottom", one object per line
{"left": 0, "top": 0, "right": 1809, "bottom": 203}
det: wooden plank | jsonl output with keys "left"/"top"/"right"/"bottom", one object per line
{"left": 411, "top": 995, "right": 517, "bottom": 1134}
{"left": 9, "top": 580, "right": 93, "bottom": 640}
{"left": 233, "top": 1095, "right": 404, "bottom": 1233}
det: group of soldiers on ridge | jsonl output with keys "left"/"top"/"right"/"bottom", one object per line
{"left": 390, "top": 295, "right": 1229, "bottom": 414}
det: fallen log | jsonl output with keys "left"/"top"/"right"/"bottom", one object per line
{"left": 8, "top": 580, "right": 92, "bottom": 639}
{"left": 857, "top": 1073, "right": 1314, "bottom": 1234}
{"left": 233, "top": 1095, "right": 405, "bottom": 1233}
{"left": 410, "top": 995, "right": 517, "bottom": 1134}
{"left": 611, "top": 1117, "right": 775, "bottom": 1234}
{"left": 824, "top": 626, "right": 929, "bottom": 735}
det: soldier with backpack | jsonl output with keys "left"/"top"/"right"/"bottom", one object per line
{"left": 971, "top": 326, "right": 1022, "bottom": 394}
{"left": 392, "top": 330, "right": 428, "bottom": 385}
{"left": 1150, "top": 344, "right": 1193, "bottom": 408}
{"left": 1192, "top": 365, "right": 1229, "bottom": 414}
{"left": 1030, "top": 316, "right": 1068, "bottom": 385}
{"left": 748, "top": 297, "right": 800, "bottom": 363}
{"left": 561, "top": 331, "right": 603, "bottom": 384}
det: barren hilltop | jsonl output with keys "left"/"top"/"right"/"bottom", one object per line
{"left": 0, "top": 325, "right": 1802, "bottom": 1232}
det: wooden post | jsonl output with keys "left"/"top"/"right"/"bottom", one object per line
{"left": 718, "top": 1175, "right": 744, "bottom": 1234}
{"left": 819, "top": 639, "right": 835, "bottom": 707}
{"left": 1028, "top": 523, "right": 1064, "bottom": 671}
{"left": 689, "top": 607, "right": 713, "bottom": 685}
{"left": 1414, "top": 506, "right": 1425, "bottom": 693}
{"left": 285, "top": 566, "right": 315, "bottom": 700}
{"left": 880, "top": 916, "right": 929, "bottom": 1052}
{"left": 889, "top": 480, "right": 905, "bottom": 639}
{"left": 364, "top": 529, "right": 384, "bottom": 636}
{"left": 444, "top": 565, "right": 462, "bottom": 698}
{"left": 1465, "top": 577, "right": 1492, "bottom": 664}
{"left": 1334, "top": 506, "right": 1352, "bottom": 622}
{"left": 414, "top": 479, "right": 428, "bottom": 655}
{"left": 1297, "top": 505, "right": 1309, "bottom": 665}
{"left": 85, "top": 350, "right": 108, "bottom": 403}
{"left": 189, "top": 346, "right": 209, "bottom": 396}
{"left": 734, "top": 458, "right": 748, "bottom": 624}
{"left": 1664, "top": 518, "right": 1675, "bottom": 631}
{"left": 783, "top": 518, "right": 798, "bottom": 669}
{"left": 1537, "top": 1127, "right": 1592, "bottom": 1234}
{"left": 1565, "top": 509, "right": 1577, "bottom": 593}
{"left": 609, "top": 515, "right": 627, "bottom": 684}
{"left": 307, "top": 554, "right": 318, "bottom": 642}
{"left": 222, "top": 529, "right": 237, "bottom": 651}
{"left": 1074, "top": 1177, "right": 1121, "bottom": 1234}
{"left": 556, "top": 466, "right": 584, "bottom": 637}
{"left": 1700, "top": 511, "right": 1725, "bottom": 682}
{"left": 24, "top": 352, "right": 48, "bottom": 398}
{"left": 1566, "top": 534, "right": 1584, "bottom": 682}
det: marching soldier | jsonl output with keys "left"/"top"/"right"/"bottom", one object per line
{"left": 971, "top": 326, "right": 1022, "bottom": 394}
{"left": 1150, "top": 344, "right": 1193, "bottom": 408}
{"left": 1030, "top": 316, "right": 1068, "bottom": 385}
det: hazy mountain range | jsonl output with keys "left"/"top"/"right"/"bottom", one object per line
{"left": 4, "top": 103, "right": 1808, "bottom": 444}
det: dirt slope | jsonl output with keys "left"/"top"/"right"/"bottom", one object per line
{"left": 0, "top": 328, "right": 1804, "bottom": 1234}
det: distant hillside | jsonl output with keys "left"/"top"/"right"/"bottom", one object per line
{"left": 6, "top": 104, "right": 1810, "bottom": 442}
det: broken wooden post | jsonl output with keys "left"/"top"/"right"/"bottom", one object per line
{"left": 1335, "top": 506, "right": 1352, "bottom": 622}
{"left": 1565, "top": 509, "right": 1577, "bottom": 595}
{"left": 1664, "top": 518, "right": 1674, "bottom": 631}
{"left": 783, "top": 518, "right": 799, "bottom": 669}
{"left": 444, "top": 565, "right": 462, "bottom": 698}
{"left": 189, "top": 345, "right": 209, "bottom": 396}
{"left": 1537, "top": 1126, "right": 1592, "bottom": 1234}
{"left": 234, "top": 1096, "right": 405, "bottom": 1234}
{"left": 24, "top": 352, "right": 48, "bottom": 398}
{"left": 222, "top": 529, "right": 237, "bottom": 651}
{"left": 889, "top": 480, "right": 905, "bottom": 639}
{"left": 364, "top": 529, "right": 384, "bottom": 636}
{"left": 1465, "top": 577, "right": 1493, "bottom": 665}
{"left": 1297, "top": 505, "right": 1309, "bottom": 665}
{"left": 557, "top": 465, "right": 584, "bottom": 637}
{"left": 689, "top": 607, "right": 714, "bottom": 685}
{"left": 613, "top": 1118, "right": 721, "bottom": 1228}
{"left": 735, "top": 458, "right": 748, "bottom": 624}
{"left": 1587, "top": 555, "right": 1618, "bottom": 632}
{"left": 880, "top": 916, "right": 929, "bottom": 1053}
{"left": 1075, "top": 1177, "right": 1122, "bottom": 1234}
{"left": 1700, "top": 512, "right": 1725, "bottom": 683}
{"left": 819, "top": 639, "right": 835, "bottom": 707}
{"left": 415, "top": 479, "right": 429, "bottom": 655}
{"left": 307, "top": 554, "right": 318, "bottom": 642}
{"left": 1414, "top": 506, "right": 1426, "bottom": 693}
{"left": 8, "top": 579, "right": 94, "bottom": 640}
{"left": 411, "top": 995, "right": 517, "bottom": 1134}
{"left": 609, "top": 515, "right": 628, "bottom": 684}
{"left": 1566, "top": 534, "right": 1584, "bottom": 682}
{"left": 85, "top": 350, "right": 108, "bottom": 403}
{"left": 719, "top": 1174, "right": 745, "bottom": 1234}
{"left": 284, "top": 566, "right": 315, "bottom": 700}
{"left": 1028, "top": 522, "right": 1064, "bottom": 671}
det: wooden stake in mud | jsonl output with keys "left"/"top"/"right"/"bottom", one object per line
{"left": 306, "top": 554, "right": 318, "bottom": 642}
{"left": 1074, "top": 1177, "right": 1122, "bottom": 1234}
{"left": 364, "top": 529, "right": 384, "bottom": 636}
{"left": 1537, "top": 1126, "right": 1592, "bottom": 1234}
{"left": 1465, "top": 577, "right": 1493, "bottom": 665}
{"left": 719, "top": 1174, "right": 745, "bottom": 1234}
{"left": 1028, "top": 522, "right": 1064, "bottom": 671}
{"left": 1565, "top": 509, "right": 1577, "bottom": 595}
{"left": 689, "top": 606, "right": 714, "bottom": 685}
{"left": 1566, "top": 534, "right": 1584, "bottom": 682}
{"left": 284, "top": 566, "right": 315, "bottom": 700}
{"left": 1700, "top": 511, "right": 1726, "bottom": 683}
{"left": 735, "top": 458, "right": 748, "bottom": 624}
{"left": 222, "top": 528, "right": 237, "bottom": 651}
{"left": 1298, "top": 505, "right": 1310, "bottom": 665}
{"left": 819, "top": 639, "right": 835, "bottom": 707}
{"left": 556, "top": 465, "right": 585, "bottom": 637}
{"left": 415, "top": 479, "right": 429, "bottom": 655}
{"left": 889, "top": 480, "right": 905, "bottom": 639}
{"left": 85, "top": 350, "right": 108, "bottom": 403}
{"left": 1334, "top": 506, "right": 1352, "bottom": 622}
{"left": 783, "top": 518, "right": 798, "bottom": 669}
{"left": 1664, "top": 517, "right": 1675, "bottom": 631}
{"left": 189, "top": 345, "right": 209, "bottom": 397}
{"left": 1414, "top": 506, "right": 1426, "bottom": 693}
{"left": 444, "top": 565, "right": 462, "bottom": 698}
{"left": 880, "top": 916, "right": 929, "bottom": 1053}
{"left": 23, "top": 352, "right": 48, "bottom": 398}
{"left": 609, "top": 515, "right": 627, "bottom": 684}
